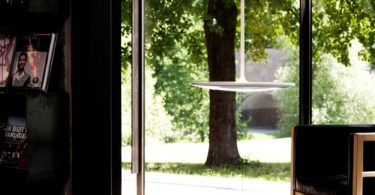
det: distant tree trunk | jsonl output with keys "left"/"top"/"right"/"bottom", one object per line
{"left": 204, "top": 0, "right": 241, "bottom": 166}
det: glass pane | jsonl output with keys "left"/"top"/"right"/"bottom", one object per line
{"left": 312, "top": 0, "right": 375, "bottom": 124}
{"left": 122, "top": 66, "right": 136, "bottom": 194}
{"left": 122, "top": 0, "right": 300, "bottom": 194}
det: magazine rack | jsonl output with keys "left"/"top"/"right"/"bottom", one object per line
{"left": 0, "top": 1, "right": 69, "bottom": 194}
{"left": 0, "top": 92, "right": 69, "bottom": 194}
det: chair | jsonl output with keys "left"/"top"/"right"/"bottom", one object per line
{"left": 291, "top": 125, "right": 375, "bottom": 195}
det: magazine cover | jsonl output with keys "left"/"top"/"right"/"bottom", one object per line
{"left": 10, "top": 33, "right": 56, "bottom": 91}
{"left": 0, "top": 116, "right": 27, "bottom": 169}
{"left": 0, "top": 33, "right": 16, "bottom": 88}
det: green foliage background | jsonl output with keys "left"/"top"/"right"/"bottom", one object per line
{"left": 121, "top": 0, "right": 375, "bottom": 143}
{"left": 275, "top": 38, "right": 375, "bottom": 137}
{"left": 274, "top": 1, "right": 375, "bottom": 137}
{"left": 122, "top": 67, "right": 175, "bottom": 145}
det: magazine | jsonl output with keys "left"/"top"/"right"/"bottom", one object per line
{"left": 9, "top": 33, "right": 57, "bottom": 91}
{"left": 0, "top": 116, "right": 27, "bottom": 169}
{"left": 0, "top": 33, "right": 16, "bottom": 88}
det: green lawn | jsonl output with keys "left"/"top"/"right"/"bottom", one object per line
{"left": 122, "top": 160, "right": 290, "bottom": 181}
{"left": 122, "top": 135, "right": 291, "bottom": 181}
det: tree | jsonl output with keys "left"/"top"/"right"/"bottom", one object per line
{"left": 204, "top": 0, "right": 240, "bottom": 165}
{"left": 203, "top": 0, "right": 297, "bottom": 166}
{"left": 313, "top": 0, "right": 375, "bottom": 66}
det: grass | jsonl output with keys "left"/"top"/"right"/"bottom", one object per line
{"left": 122, "top": 160, "right": 290, "bottom": 182}
{"left": 249, "top": 132, "right": 276, "bottom": 140}
{"left": 122, "top": 132, "right": 291, "bottom": 182}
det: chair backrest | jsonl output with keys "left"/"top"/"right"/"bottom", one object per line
{"left": 293, "top": 125, "right": 375, "bottom": 177}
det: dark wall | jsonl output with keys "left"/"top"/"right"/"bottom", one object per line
{"left": 70, "top": 0, "right": 121, "bottom": 194}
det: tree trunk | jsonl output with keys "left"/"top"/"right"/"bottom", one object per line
{"left": 204, "top": 0, "right": 241, "bottom": 166}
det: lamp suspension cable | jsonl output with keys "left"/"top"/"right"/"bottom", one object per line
{"left": 240, "top": 0, "right": 246, "bottom": 82}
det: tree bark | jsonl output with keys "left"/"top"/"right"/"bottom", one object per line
{"left": 204, "top": 0, "right": 241, "bottom": 166}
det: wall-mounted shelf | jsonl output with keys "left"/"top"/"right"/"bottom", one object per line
{"left": 0, "top": 1, "right": 69, "bottom": 193}
{"left": 0, "top": 92, "right": 69, "bottom": 194}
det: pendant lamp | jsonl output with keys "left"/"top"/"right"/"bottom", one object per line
{"left": 191, "top": 0, "right": 294, "bottom": 92}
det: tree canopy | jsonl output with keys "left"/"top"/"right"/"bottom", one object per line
{"left": 313, "top": 0, "right": 375, "bottom": 66}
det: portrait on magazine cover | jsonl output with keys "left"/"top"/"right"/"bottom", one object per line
{"left": 12, "top": 51, "right": 48, "bottom": 88}
{"left": 11, "top": 34, "right": 49, "bottom": 89}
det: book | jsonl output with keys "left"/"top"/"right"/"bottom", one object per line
{"left": 0, "top": 33, "right": 16, "bottom": 88}
{"left": 9, "top": 33, "right": 57, "bottom": 91}
{"left": 0, "top": 116, "right": 27, "bottom": 169}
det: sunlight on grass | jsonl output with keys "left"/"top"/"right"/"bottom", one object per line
{"left": 250, "top": 133, "right": 275, "bottom": 140}
{"left": 122, "top": 134, "right": 291, "bottom": 182}
{"left": 122, "top": 160, "right": 290, "bottom": 182}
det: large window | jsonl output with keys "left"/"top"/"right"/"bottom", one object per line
{"left": 122, "top": 0, "right": 301, "bottom": 194}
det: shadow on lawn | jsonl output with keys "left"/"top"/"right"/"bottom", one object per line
{"left": 122, "top": 160, "right": 290, "bottom": 182}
